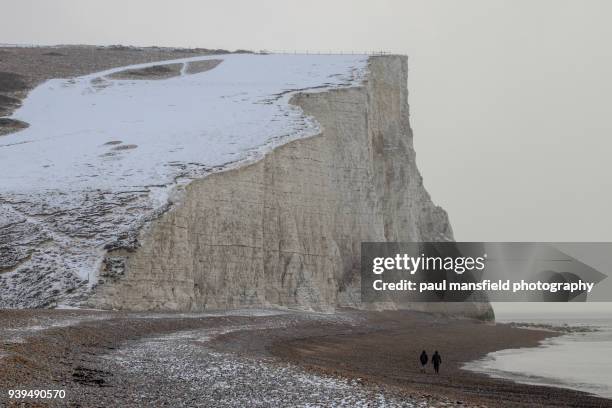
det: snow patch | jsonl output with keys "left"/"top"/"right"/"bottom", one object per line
{"left": 106, "top": 325, "right": 421, "bottom": 407}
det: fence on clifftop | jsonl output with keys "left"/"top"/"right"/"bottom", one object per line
{"left": 262, "top": 50, "right": 394, "bottom": 56}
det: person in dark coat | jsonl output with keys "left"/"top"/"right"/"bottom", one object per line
{"left": 432, "top": 350, "right": 442, "bottom": 374}
{"left": 419, "top": 350, "right": 428, "bottom": 373}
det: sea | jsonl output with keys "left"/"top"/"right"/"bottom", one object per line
{"left": 463, "top": 305, "right": 612, "bottom": 399}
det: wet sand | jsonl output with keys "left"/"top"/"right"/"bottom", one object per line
{"left": 1, "top": 309, "right": 610, "bottom": 407}
{"left": 268, "top": 311, "right": 611, "bottom": 407}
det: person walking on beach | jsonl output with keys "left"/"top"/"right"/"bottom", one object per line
{"left": 419, "top": 350, "right": 428, "bottom": 373}
{"left": 432, "top": 350, "right": 442, "bottom": 374}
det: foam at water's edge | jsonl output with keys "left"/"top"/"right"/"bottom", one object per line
{"left": 463, "top": 319, "right": 612, "bottom": 399}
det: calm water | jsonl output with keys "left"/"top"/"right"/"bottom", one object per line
{"left": 464, "top": 313, "right": 612, "bottom": 399}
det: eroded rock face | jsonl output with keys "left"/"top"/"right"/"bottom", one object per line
{"left": 90, "top": 56, "right": 491, "bottom": 319}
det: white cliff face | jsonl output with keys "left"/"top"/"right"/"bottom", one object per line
{"left": 89, "top": 56, "right": 490, "bottom": 319}
{"left": 1, "top": 53, "right": 490, "bottom": 318}
{"left": 0, "top": 54, "right": 367, "bottom": 307}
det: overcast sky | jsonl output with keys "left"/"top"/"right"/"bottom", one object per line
{"left": 2, "top": 0, "right": 612, "bottom": 243}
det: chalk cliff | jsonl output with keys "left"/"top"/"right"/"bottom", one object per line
{"left": 89, "top": 55, "right": 492, "bottom": 319}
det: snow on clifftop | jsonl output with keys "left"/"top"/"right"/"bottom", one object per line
{"left": 0, "top": 54, "right": 367, "bottom": 308}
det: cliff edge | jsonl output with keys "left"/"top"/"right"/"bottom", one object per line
{"left": 89, "top": 55, "right": 491, "bottom": 319}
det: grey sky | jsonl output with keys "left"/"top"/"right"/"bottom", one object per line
{"left": 2, "top": 0, "right": 611, "bottom": 242}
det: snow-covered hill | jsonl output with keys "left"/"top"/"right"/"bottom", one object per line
{"left": 0, "top": 54, "right": 367, "bottom": 307}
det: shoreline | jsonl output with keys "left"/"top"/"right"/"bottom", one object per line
{"left": 1, "top": 309, "right": 609, "bottom": 407}
{"left": 464, "top": 318, "right": 612, "bottom": 401}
